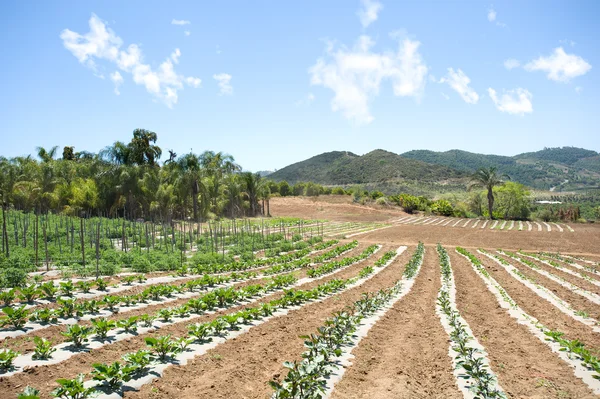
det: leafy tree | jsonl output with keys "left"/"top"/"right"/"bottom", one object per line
{"left": 469, "top": 167, "right": 508, "bottom": 220}
{"left": 278, "top": 181, "right": 291, "bottom": 196}
{"left": 493, "top": 182, "right": 530, "bottom": 220}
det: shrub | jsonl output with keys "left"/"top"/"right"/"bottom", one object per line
{"left": 1, "top": 267, "right": 27, "bottom": 288}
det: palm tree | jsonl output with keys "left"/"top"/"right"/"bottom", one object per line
{"left": 469, "top": 167, "right": 509, "bottom": 220}
{"left": 241, "top": 172, "right": 265, "bottom": 217}
{"left": 36, "top": 146, "right": 59, "bottom": 163}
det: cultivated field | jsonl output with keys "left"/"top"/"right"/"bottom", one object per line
{"left": 1, "top": 197, "right": 600, "bottom": 398}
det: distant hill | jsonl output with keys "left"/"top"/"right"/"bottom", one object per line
{"left": 268, "top": 147, "right": 600, "bottom": 192}
{"left": 401, "top": 147, "right": 600, "bottom": 190}
{"left": 269, "top": 149, "right": 464, "bottom": 186}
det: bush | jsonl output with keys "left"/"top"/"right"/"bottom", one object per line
{"left": 332, "top": 187, "right": 346, "bottom": 195}
{"left": 1, "top": 268, "right": 28, "bottom": 288}
{"left": 131, "top": 257, "right": 153, "bottom": 273}
{"left": 431, "top": 199, "right": 454, "bottom": 216}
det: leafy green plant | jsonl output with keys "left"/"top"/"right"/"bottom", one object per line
{"left": 117, "top": 316, "right": 138, "bottom": 333}
{"left": 0, "top": 348, "right": 19, "bottom": 370}
{"left": 91, "top": 317, "right": 116, "bottom": 340}
{"left": 32, "top": 336, "right": 57, "bottom": 360}
{"left": 0, "top": 305, "right": 29, "bottom": 329}
{"left": 17, "top": 386, "right": 41, "bottom": 399}
{"left": 61, "top": 324, "right": 92, "bottom": 347}
{"left": 157, "top": 308, "right": 173, "bottom": 322}
{"left": 56, "top": 298, "right": 82, "bottom": 318}
{"left": 40, "top": 282, "right": 58, "bottom": 299}
{"left": 19, "top": 284, "right": 40, "bottom": 303}
{"left": 30, "top": 308, "right": 58, "bottom": 324}
{"left": 139, "top": 314, "right": 156, "bottom": 327}
{"left": 91, "top": 361, "right": 134, "bottom": 390}
{"left": 95, "top": 278, "right": 108, "bottom": 291}
{"left": 122, "top": 275, "right": 136, "bottom": 285}
{"left": 122, "top": 350, "right": 153, "bottom": 375}
{"left": 102, "top": 296, "right": 120, "bottom": 313}
{"left": 145, "top": 335, "right": 179, "bottom": 361}
{"left": 59, "top": 281, "right": 76, "bottom": 297}
{"left": 51, "top": 374, "right": 97, "bottom": 399}
{"left": 0, "top": 288, "right": 16, "bottom": 306}
{"left": 188, "top": 323, "right": 212, "bottom": 342}
{"left": 76, "top": 281, "right": 93, "bottom": 294}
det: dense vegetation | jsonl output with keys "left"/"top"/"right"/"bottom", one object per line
{"left": 268, "top": 149, "right": 464, "bottom": 186}
{"left": 402, "top": 147, "right": 600, "bottom": 191}
{"left": 0, "top": 130, "right": 272, "bottom": 222}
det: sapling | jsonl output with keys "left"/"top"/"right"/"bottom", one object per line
{"left": 95, "top": 278, "right": 108, "bottom": 291}
{"left": 122, "top": 350, "right": 153, "bottom": 375}
{"left": 145, "top": 335, "right": 179, "bottom": 361}
{"left": 0, "top": 289, "right": 16, "bottom": 306}
{"left": 59, "top": 281, "right": 75, "bottom": 297}
{"left": 139, "top": 314, "right": 156, "bottom": 327}
{"left": 76, "top": 281, "right": 93, "bottom": 294}
{"left": 122, "top": 275, "right": 136, "bottom": 285}
{"left": 40, "top": 282, "right": 58, "bottom": 299}
{"left": 32, "top": 336, "right": 56, "bottom": 360}
{"left": 102, "top": 296, "right": 120, "bottom": 313}
{"left": 157, "top": 308, "right": 173, "bottom": 322}
{"left": 187, "top": 323, "right": 212, "bottom": 342}
{"left": 30, "top": 308, "right": 58, "bottom": 324}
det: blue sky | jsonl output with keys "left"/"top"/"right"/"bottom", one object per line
{"left": 1, "top": 0, "right": 598, "bottom": 171}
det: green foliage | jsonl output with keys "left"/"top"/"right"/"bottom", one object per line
{"left": 1, "top": 305, "right": 29, "bottom": 329}
{"left": 17, "top": 386, "right": 41, "bottom": 399}
{"left": 493, "top": 182, "right": 531, "bottom": 220}
{"left": 51, "top": 374, "right": 97, "bottom": 399}
{"left": 0, "top": 348, "right": 19, "bottom": 370}
{"left": 431, "top": 199, "right": 454, "bottom": 216}
{"left": 91, "top": 361, "right": 134, "bottom": 390}
{"left": 61, "top": 325, "right": 92, "bottom": 347}
{"left": 32, "top": 336, "right": 56, "bottom": 360}
{"left": 1, "top": 268, "right": 27, "bottom": 288}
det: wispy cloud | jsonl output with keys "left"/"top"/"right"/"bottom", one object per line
{"left": 110, "top": 71, "right": 123, "bottom": 95}
{"left": 310, "top": 34, "right": 428, "bottom": 124}
{"left": 524, "top": 47, "right": 591, "bottom": 82}
{"left": 171, "top": 19, "right": 190, "bottom": 25}
{"left": 213, "top": 73, "right": 233, "bottom": 95}
{"left": 503, "top": 58, "right": 520, "bottom": 70}
{"left": 488, "top": 87, "right": 532, "bottom": 115}
{"left": 439, "top": 68, "right": 479, "bottom": 104}
{"left": 357, "top": 0, "right": 383, "bottom": 28}
{"left": 61, "top": 14, "right": 201, "bottom": 107}
{"left": 487, "top": 8, "right": 497, "bottom": 22}
{"left": 184, "top": 31, "right": 191, "bottom": 36}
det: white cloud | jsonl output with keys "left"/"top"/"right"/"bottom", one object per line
{"left": 488, "top": 87, "right": 533, "bottom": 115}
{"left": 171, "top": 19, "right": 190, "bottom": 25}
{"left": 186, "top": 77, "right": 202, "bottom": 88}
{"left": 503, "top": 58, "right": 520, "bottom": 70}
{"left": 184, "top": 31, "right": 191, "bottom": 36}
{"left": 61, "top": 14, "right": 201, "bottom": 107}
{"left": 439, "top": 68, "right": 479, "bottom": 104}
{"left": 213, "top": 73, "right": 233, "bottom": 95}
{"left": 309, "top": 35, "right": 428, "bottom": 124}
{"left": 357, "top": 0, "right": 383, "bottom": 28}
{"left": 487, "top": 8, "right": 497, "bottom": 22}
{"left": 110, "top": 71, "right": 123, "bottom": 95}
{"left": 524, "top": 47, "right": 591, "bottom": 82}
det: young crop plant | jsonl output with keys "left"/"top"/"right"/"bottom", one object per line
{"left": 62, "top": 324, "right": 92, "bottom": 347}
{"left": 19, "top": 284, "right": 40, "bottom": 303}
{"left": 188, "top": 322, "right": 213, "bottom": 342}
{"left": 122, "top": 350, "right": 154, "bottom": 376}
{"left": 91, "top": 317, "right": 117, "bottom": 340}
{"left": 75, "top": 281, "right": 93, "bottom": 294}
{"left": 51, "top": 374, "right": 97, "bottom": 399}
{"left": 91, "top": 361, "right": 134, "bottom": 391}
{"left": 40, "top": 282, "right": 58, "bottom": 299}
{"left": 404, "top": 242, "right": 425, "bottom": 279}
{"left": 95, "top": 278, "right": 109, "bottom": 291}
{"left": 57, "top": 298, "right": 83, "bottom": 319}
{"left": 59, "top": 281, "right": 76, "bottom": 297}
{"left": 145, "top": 335, "right": 179, "bottom": 361}
{"left": 0, "top": 348, "right": 19, "bottom": 370}
{"left": 30, "top": 308, "right": 58, "bottom": 324}
{"left": 117, "top": 316, "right": 139, "bottom": 333}
{"left": 0, "top": 289, "right": 16, "bottom": 306}
{"left": 139, "top": 314, "right": 156, "bottom": 327}
{"left": 17, "top": 386, "right": 40, "bottom": 399}
{"left": 32, "top": 336, "right": 57, "bottom": 360}
{"left": 102, "top": 295, "right": 120, "bottom": 313}
{"left": 0, "top": 305, "right": 29, "bottom": 329}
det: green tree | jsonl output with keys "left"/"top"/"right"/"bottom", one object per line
{"left": 469, "top": 167, "right": 508, "bottom": 220}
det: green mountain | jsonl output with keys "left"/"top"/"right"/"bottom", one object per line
{"left": 401, "top": 147, "right": 600, "bottom": 190}
{"left": 269, "top": 149, "right": 464, "bottom": 186}
{"left": 268, "top": 147, "right": 600, "bottom": 192}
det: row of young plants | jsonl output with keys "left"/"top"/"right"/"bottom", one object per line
{"left": 14, "top": 245, "right": 392, "bottom": 398}
{"left": 305, "top": 243, "right": 377, "bottom": 278}
{"left": 457, "top": 247, "right": 600, "bottom": 394}
{"left": 262, "top": 240, "right": 344, "bottom": 276}
{"left": 500, "top": 250, "right": 600, "bottom": 306}
{"left": 521, "top": 251, "right": 600, "bottom": 286}
{"left": 0, "top": 272, "right": 300, "bottom": 375}
{"left": 0, "top": 240, "right": 342, "bottom": 330}
{"left": 436, "top": 245, "right": 506, "bottom": 399}
{"left": 478, "top": 249, "right": 600, "bottom": 331}
{"left": 270, "top": 244, "right": 422, "bottom": 399}
{"left": 538, "top": 252, "right": 600, "bottom": 275}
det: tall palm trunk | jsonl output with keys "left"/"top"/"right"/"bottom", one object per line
{"left": 487, "top": 187, "right": 494, "bottom": 220}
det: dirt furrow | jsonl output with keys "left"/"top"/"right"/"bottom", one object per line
{"left": 330, "top": 248, "right": 462, "bottom": 399}
{"left": 451, "top": 251, "right": 596, "bottom": 398}
{"left": 0, "top": 244, "right": 397, "bottom": 398}
{"left": 121, "top": 246, "right": 412, "bottom": 399}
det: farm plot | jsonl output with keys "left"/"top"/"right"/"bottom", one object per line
{"left": 2, "top": 241, "right": 600, "bottom": 399}
{"left": 392, "top": 216, "right": 574, "bottom": 233}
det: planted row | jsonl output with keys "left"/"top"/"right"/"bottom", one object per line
{"left": 306, "top": 244, "right": 377, "bottom": 278}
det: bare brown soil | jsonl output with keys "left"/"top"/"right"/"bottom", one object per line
{"left": 0, "top": 244, "right": 393, "bottom": 398}
{"left": 124, "top": 245, "right": 410, "bottom": 399}
{"left": 450, "top": 251, "right": 596, "bottom": 398}
{"left": 330, "top": 249, "right": 462, "bottom": 399}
